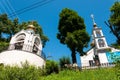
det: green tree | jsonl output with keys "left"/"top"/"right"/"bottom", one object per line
{"left": 111, "top": 42, "right": 120, "bottom": 49}
{"left": 0, "top": 42, "right": 9, "bottom": 52}
{"left": 57, "top": 8, "right": 90, "bottom": 64}
{"left": 0, "top": 14, "right": 20, "bottom": 40}
{"left": 105, "top": 1, "right": 120, "bottom": 43}
{"left": 0, "top": 14, "right": 11, "bottom": 40}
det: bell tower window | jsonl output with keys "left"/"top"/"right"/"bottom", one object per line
{"left": 96, "top": 31, "right": 101, "bottom": 37}
{"left": 98, "top": 39, "right": 105, "bottom": 47}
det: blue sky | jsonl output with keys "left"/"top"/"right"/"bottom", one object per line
{"left": 0, "top": 0, "right": 119, "bottom": 65}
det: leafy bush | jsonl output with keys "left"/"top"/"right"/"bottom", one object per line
{"left": 0, "top": 63, "right": 117, "bottom": 80}
{"left": 0, "top": 63, "right": 43, "bottom": 80}
{"left": 45, "top": 60, "right": 59, "bottom": 75}
{"left": 111, "top": 43, "right": 120, "bottom": 49}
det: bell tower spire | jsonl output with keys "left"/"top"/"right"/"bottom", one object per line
{"left": 91, "top": 14, "right": 97, "bottom": 27}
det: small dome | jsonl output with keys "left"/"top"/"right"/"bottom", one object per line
{"left": 26, "top": 25, "right": 36, "bottom": 34}
{"left": 27, "top": 25, "right": 35, "bottom": 30}
{"left": 93, "top": 23, "right": 97, "bottom": 27}
{"left": 90, "top": 41, "right": 95, "bottom": 47}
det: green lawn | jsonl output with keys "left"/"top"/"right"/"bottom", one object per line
{"left": 0, "top": 64, "right": 118, "bottom": 80}
{"left": 41, "top": 68, "right": 117, "bottom": 80}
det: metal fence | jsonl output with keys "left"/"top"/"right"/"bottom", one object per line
{"left": 8, "top": 44, "right": 46, "bottom": 60}
{"left": 63, "top": 62, "right": 115, "bottom": 70}
{"left": 81, "top": 63, "right": 115, "bottom": 69}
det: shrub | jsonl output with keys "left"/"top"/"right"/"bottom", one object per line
{"left": 45, "top": 60, "right": 59, "bottom": 75}
{"left": 0, "top": 62, "right": 43, "bottom": 80}
{"left": 59, "top": 56, "right": 71, "bottom": 69}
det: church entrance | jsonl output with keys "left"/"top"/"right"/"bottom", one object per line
{"left": 94, "top": 55, "right": 100, "bottom": 66}
{"left": 89, "top": 60, "right": 94, "bottom": 66}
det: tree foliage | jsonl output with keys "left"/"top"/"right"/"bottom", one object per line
{"left": 111, "top": 43, "right": 120, "bottom": 49}
{"left": 0, "top": 14, "right": 48, "bottom": 48}
{"left": 57, "top": 8, "right": 90, "bottom": 64}
{"left": 59, "top": 56, "right": 71, "bottom": 69}
{"left": 105, "top": 1, "right": 120, "bottom": 43}
{"left": 0, "top": 42, "right": 9, "bottom": 52}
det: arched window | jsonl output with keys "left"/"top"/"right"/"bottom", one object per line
{"left": 32, "top": 37, "right": 40, "bottom": 54}
{"left": 15, "top": 33, "right": 26, "bottom": 50}
{"left": 16, "top": 33, "right": 26, "bottom": 41}
{"left": 96, "top": 31, "right": 101, "bottom": 37}
{"left": 98, "top": 39, "right": 105, "bottom": 47}
{"left": 34, "top": 38, "right": 40, "bottom": 46}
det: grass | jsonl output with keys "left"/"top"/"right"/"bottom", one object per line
{"left": 0, "top": 62, "right": 118, "bottom": 80}
{"left": 41, "top": 68, "right": 117, "bottom": 80}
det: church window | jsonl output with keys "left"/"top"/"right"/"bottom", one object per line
{"left": 34, "top": 38, "right": 40, "bottom": 46}
{"left": 15, "top": 42, "right": 24, "bottom": 50}
{"left": 15, "top": 33, "right": 26, "bottom": 50}
{"left": 32, "top": 37, "right": 40, "bottom": 54}
{"left": 98, "top": 39, "right": 105, "bottom": 47}
{"left": 16, "top": 33, "right": 26, "bottom": 42}
{"left": 96, "top": 31, "right": 101, "bottom": 37}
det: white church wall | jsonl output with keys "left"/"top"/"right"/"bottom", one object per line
{"left": 0, "top": 50, "right": 45, "bottom": 67}
{"left": 24, "top": 33, "right": 34, "bottom": 52}
{"left": 93, "top": 31, "right": 97, "bottom": 38}
{"left": 98, "top": 53, "right": 108, "bottom": 64}
{"left": 81, "top": 49, "right": 94, "bottom": 67}
{"left": 95, "top": 39, "right": 99, "bottom": 49}
{"left": 100, "top": 30, "right": 103, "bottom": 36}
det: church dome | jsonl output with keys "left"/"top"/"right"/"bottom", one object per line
{"left": 26, "top": 25, "right": 36, "bottom": 34}
{"left": 27, "top": 25, "right": 35, "bottom": 30}
{"left": 90, "top": 41, "right": 95, "bottom": 47}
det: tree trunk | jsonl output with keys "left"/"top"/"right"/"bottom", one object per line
{"left": 71, "top": 50, "right": 77, "bottom": 64}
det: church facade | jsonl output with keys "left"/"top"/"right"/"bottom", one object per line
{"left": 0, "top": 25, "right": 46, "bottom": 67}
{"left": 80, "top": 16, "right": 120, "bottom": 68}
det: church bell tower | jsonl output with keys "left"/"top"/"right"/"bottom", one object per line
{"left": 91, "top": 14, "right": 109, "bottom": 55}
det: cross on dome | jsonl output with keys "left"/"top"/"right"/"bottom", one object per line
{"left": 91, "top": 14, "right": 97, "bottom": 27}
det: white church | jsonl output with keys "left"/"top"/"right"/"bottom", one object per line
{"left": 0, "top": 25, "right": 46, "bottom": 67}
{"left": 81, "top": 15, "right": 120, "bottom": 68}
